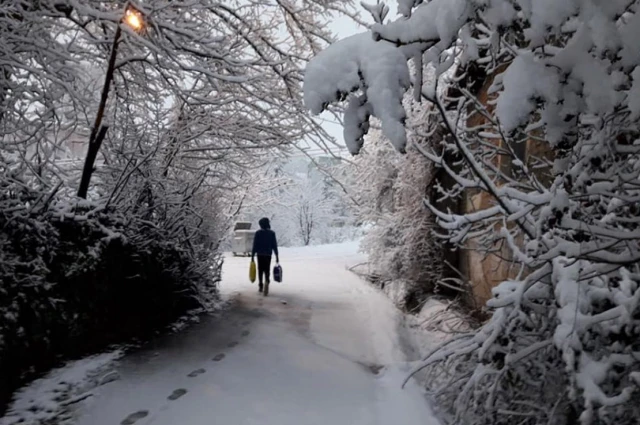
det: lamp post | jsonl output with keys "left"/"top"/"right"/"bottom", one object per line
{"left": 77, "top": 5, "right": 144, "bottom": 199}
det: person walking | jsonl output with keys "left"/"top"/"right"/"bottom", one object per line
{"left": 251, "top": 217, "right": 279, "bottom": 296}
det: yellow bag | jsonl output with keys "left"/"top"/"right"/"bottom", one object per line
{"left": 249, "top": 259, "right": 256, "bottom": 283}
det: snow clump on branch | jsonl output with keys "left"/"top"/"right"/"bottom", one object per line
{"left": 304, "top": 33, "right": 411, "bottom": 153}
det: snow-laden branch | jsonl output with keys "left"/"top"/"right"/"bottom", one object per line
{"left": 304, "top": 33, "right": 411, "bottom": 153}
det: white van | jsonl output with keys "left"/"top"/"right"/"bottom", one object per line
{"left": 231, "top": 222, "right": 255, "bottom": 256}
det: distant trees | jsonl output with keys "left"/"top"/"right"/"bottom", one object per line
{"left": 241, "top": 156, "right": 355, "bottom": 247}
{"left": 289, "top": 178, "right": 334, "bottom": 246}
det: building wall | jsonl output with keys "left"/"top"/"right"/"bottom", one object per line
{"left": 452, "top": 65, "right": 552, "bottom": 309}
{"left": 459, "top": 192, "right": 523, "bottom": 307}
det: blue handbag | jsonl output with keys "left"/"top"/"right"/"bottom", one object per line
{"left": 273, "top": 264, "right": 282, "bottom": 282}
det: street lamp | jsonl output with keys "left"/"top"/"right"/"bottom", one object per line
{"left": 124, "top": 7, "right": 144, "bottom": 32}
{"left": 77, "top": 4, "right": 145, "bottom": 199}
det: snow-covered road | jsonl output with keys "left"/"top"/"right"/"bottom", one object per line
{"left": 40, "top": 243, "right": 440, "bottom": 425}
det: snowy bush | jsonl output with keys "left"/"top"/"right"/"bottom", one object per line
{"left": 350, "top": 126, "right": 445, "bottom": 310}
{"left": 0, "top": 175, "right": 222, "bottom": 411}
{"left": 344, "top": 89, "right": 450, "bottom": 310}
{"left": 305, "top": 0, "right": 640, "bottom": 423}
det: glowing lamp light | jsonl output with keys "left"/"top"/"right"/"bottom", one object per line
{"left": 124, "top": 8, "right": 144, "bottom": 31}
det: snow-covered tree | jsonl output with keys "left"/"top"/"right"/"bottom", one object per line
{"left": 1, "top": 0, "right": 358, "bottom": 196}
{"left": 289, "top": 177, "right": 334, "bottom": 245}
{"left": 305, "top": 0, "right": 640, "bottom": 423}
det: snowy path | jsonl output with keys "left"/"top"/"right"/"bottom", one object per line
{"left": 64, "top": 243, "right": 439, "bottom": 425}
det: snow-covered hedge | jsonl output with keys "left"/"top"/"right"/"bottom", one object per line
{"left": 0, "top": 182, "right": 221, "bottom": 412}
{"left": 305, "top": 0, "right": 640, "bottom": 423}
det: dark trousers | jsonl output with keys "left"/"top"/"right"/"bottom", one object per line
{"left": 257, "top": 255, "right": 272, "bottom": 284}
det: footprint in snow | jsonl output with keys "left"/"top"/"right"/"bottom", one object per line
{"left": 228, "top": 341, "right": 238, "bottom": 348}
{"left": 242, "top": 320, "right": 250, "bottom": 326}
{"left": 121, "top": 410, "right": 149, "bottom": 425}
{"left": 168, "top": 389, "right": 187, "bottom": 401}
{"left": 369, "top": 364, "right": 384, "bottom": 375}
{"left": 187, "top": 368, "right": 206, "bottom": 377}
{"left": 212, "top": 353, "right": 226, "bottom": 361}
{"left": 241, "top": 330, "right": 250, "bottom": 337}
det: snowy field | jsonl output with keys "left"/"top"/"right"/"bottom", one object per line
{"left": 1, "top": 242, "right": 444, "bottom": 425}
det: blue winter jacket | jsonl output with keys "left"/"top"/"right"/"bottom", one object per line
{"left": 252, "top": 229, "right": 279, "bottom": 258}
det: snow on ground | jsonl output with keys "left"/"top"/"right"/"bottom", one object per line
{"left": 405, "top": 298, "right": 472, "bottom": 360}
{"left": 2, "top": 241, "right": 445, "bottom": 425}
{"left": 346, "top": 260, "right": 465, "bottom": 364}
{"left": 219, "top": 240, "right": 409, "bottom": 367}
{"left": 0, "top": 351, "right": 123, "bottom": 425}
